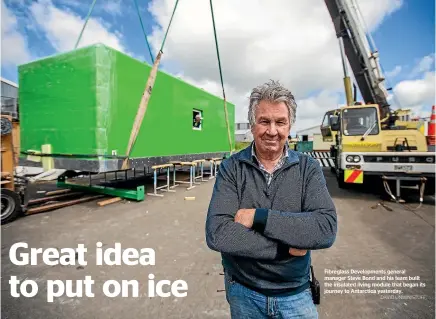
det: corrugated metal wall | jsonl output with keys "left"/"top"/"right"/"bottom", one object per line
{"left": 1, "top": 80, "right": 18, "bottom": 117}
{"left": 1, "top": 81, "right": 18, "bottom": 99}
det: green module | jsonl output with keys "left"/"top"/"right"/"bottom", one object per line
{"left": 18, "top": 44, "right": 235, "bottom": 172}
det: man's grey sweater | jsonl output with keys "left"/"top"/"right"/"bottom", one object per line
{"left": 205, "top": 144, "right": 337, "bottom": 296}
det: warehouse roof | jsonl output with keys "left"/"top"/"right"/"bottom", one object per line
{"left": 1, "top": 77, "right": 18, "bottom": 88}
{"left": 296, "top": 125, "right": 321, "bottom": 136}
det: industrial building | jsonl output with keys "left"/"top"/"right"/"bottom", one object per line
{"left": 235, "top": 122, "right": 253, "bottom": 142}
{"left": 1, "top": 77, "right": 18, "bottom": 118}
{"left": 296, "top": 124, "right": 332, "bottom": 151}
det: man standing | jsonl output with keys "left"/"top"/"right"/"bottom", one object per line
{"left": 206, "top": 80, "right": 337, "bottom": 318}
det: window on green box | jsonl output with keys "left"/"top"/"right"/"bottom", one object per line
{"left": 193, "top": 109, "right": 202, "bottom": 130}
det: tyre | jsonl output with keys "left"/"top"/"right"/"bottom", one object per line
{"left": 424, "top": 178, "right": 435, "bottom": 196}
{"left": 336, "top": 169, "right": 347, "bottom": 189}
{"left": 329, "top": 148, "right": 336, "bottom": 173}
{"left": 1, "top": 188, "right": 22, "bottom": 225}
{"left": 333, "top": 152, "right": 347, "bottom": 189}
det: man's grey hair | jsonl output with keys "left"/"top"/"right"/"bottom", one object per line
{"left": 248, "top": 80, "right": 297, "bottom": 126}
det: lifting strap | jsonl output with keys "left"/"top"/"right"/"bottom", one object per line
{"left": 75, "top": 0, "right": 154, "bottom": 65}
{"left": 121, "top": 50, "right": 163, "bottom": 170}
{"left": 121, "top": 0, "right": 180, "bottom": 169}
{"left": 75, "top": 0, "right": 179, "bottom": 170}
{"left": 74, "top": 0, "right": 98, "bottom": 49}
{"left": 133, "top": 0, "right": 155, "bottom": 63}
{"left": 209, "top": 0, "right": 233, "bottom": 155}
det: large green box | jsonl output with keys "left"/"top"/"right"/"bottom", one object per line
{"left": 18, "top": 44, "right": 235, "bottom": 172}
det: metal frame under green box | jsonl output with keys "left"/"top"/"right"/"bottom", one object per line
{"left": 19, "top": 44, "right": 235, "bottom": 173}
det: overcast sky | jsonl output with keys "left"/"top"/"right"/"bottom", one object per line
{"left": 2, "top": 0, "right": 435, "bottom": 133}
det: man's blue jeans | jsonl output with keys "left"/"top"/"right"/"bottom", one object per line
{"left": 224, "top": 273, "right": 318, "bottom": 318}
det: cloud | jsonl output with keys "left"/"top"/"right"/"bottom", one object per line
{"left": 29, "top": 0, "right": 126, "bottom": 53}
{"left": 293, "top": 90, "right": 343, "bottom": 133}
{"left": 392, "top": 71, "right": 435, "bottom": 117}
{"left": 385, "top": 65, "right": 402, "bottom": 78}
{"left": 411, "top": 54, "right": 435, "bottom": 77}
{"left": 1, "top": 0, "right": 31, "bottom": 66}
{"left": 54, "top": 0, "right": 124, "bottom": 16}
{"left": 351, "top": 0, "right": 403, "bottom": 32}
{"left": 147, "top": 0, "right": 403, "bottom": 129}
{"left": 101, "top": 0, "right": 122, "bottom": 16}
{"left": 388, "top": 53, "right": 436, "bottom": 118}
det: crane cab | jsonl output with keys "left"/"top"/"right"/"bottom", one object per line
{"left": 340, "top": 105, "right": 381, "bottom": 138}
{"left": 321, "top": 104, "right": 381, "bottom": 141}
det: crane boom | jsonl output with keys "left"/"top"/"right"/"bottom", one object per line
{"left": 324, "top": 0, "right": 391, "bottom": 120}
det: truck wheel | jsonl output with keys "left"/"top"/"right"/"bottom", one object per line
{"left": 336, "top": 169, "right": 347, "bottom": 189}
{"left": 424, "top": 178, "right": 435, "bottom": 196}
{"left": 1, "top": 189, "right": 22, "bottom": 225}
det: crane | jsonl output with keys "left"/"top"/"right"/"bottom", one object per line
{"left": 324, "top": 0, "right": 392, "bottom": 123}
{"left": 320, "top": 0, "right": 435, "bottom": 201}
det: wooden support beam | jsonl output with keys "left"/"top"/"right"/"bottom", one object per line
{"left": 151, "top": 163, "right": 174, "bottom": 169}
{"left": 45, "top": 189, "right": 72, "bottom": 196}
{"left": 192, "top": 159, "right": 206, "bottom": 163}
{"left": 179, "top": 161, "right": 196, "bottom": 166}
{"left": 26, "top": 195, "right": 104, "bottom": 215}
{"left": 97, "top": 197, "right": 122, "bottom": 207}
{"left": 27, "top": 192, "right": 83, "bottom": 205}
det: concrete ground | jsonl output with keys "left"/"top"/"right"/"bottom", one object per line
{"left": 1, "top": 168, "right": 435, "bottom": 319}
